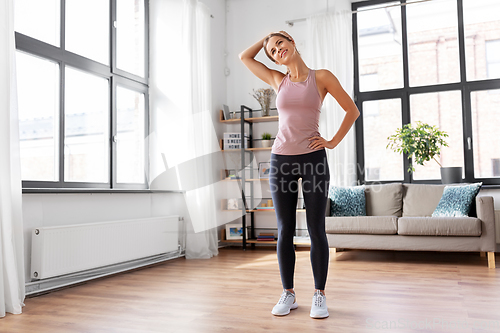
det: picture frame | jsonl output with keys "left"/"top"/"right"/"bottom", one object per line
{"left": 259, "top": 162, "right": 271, "bottom": 179}
{"left": 225, "top": 223, "right": 247, "bottom": 240}
{"left": 222, "top": 104, "right": 231, "bottom": 120}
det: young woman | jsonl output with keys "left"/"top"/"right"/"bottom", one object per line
{"left": 239, "top": 31, "right": 359, "bottom": 319}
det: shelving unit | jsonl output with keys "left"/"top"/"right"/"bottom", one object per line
{"left": 219, "top": 105, "right": 311, "bottom": 250}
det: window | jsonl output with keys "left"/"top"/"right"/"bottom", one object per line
{"left": 116, "top": 86, "right": 146, "bottom": 184}
{"left": 357, "top": 2, "right": 403, "bottom": 91}
{"left": 362, "top": 98, "right": 403, "bottom": 181}
{"left": 64, "top": 67, "right": 110, "bottom": 183}
{"left": 409, "top": 90, "right": 464, "bottom": 180}
{"left": 17, "top": 51, "right": 59, "bottom": 182}
{"left": 485, "top": 40, "right": 500, "bottom": 79}
{"left": 406, "top": 0, "right": 460, "bottom": 87}
{"left": 471, "top": 89, "right": 500, "bottom": 179}
{"left": 463, "top": 0, "right": 500, "bottom": 81}
{"left": 353, "top": 0, "right": 500, "bottom": 186}
{"left": 15, "top": 0, "right": 149, "bottom": 189}
{"left": 65, "top": 0, "right": 110, "bottom": 65}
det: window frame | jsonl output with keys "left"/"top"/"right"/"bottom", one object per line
{"left": 353, "top": 0, "right": 500, "bottom": 186}
{"left": 16, "top": 0, "right": 150, "bottom": 190}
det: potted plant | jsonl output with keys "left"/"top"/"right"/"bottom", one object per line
{"left": 387, "top": 121, "right": 461, "bottom": 184}
{"left": 252, "top": 88, "right": 275, "bottom": 117}
{"left": 261, "top": 132, "right": 272, "bottom": 148}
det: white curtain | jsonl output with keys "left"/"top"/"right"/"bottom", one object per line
{"left": 0, "top": 0, "right": 26, "bottom": 317}
{"left": 149, "top": 0, "right": 218, "bottom": 259}
{"left": 307, "top": 10, "right": 357, "bottom": 186}
{"left": 181, "top": 0, "right": 218, "bottom": 259}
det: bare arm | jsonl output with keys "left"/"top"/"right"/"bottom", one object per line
{"left": 308, "top": 70, "right": 360, "bottom": 150}
{"left": 239, "top": 36, "right": 284, "bottom": 92}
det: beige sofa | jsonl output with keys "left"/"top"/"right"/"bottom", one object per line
{"left": 325, "top": 183, "right": 496, "bottom": 268}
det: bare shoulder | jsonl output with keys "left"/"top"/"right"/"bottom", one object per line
{"left": 315, "top": 69, "right": 339, "bottom": 84}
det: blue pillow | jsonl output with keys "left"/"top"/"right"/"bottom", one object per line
{"left": 432, "top": 183, "right": 482, "bottom": 217}
{"left": 329, "top": 185, "right": 366, "bottom": 217}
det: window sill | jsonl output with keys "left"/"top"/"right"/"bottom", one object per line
{"left": 22, "top": 188, "right": 185, "bottom": 194}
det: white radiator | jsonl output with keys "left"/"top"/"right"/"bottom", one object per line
{"left": 31, "top": 216, "right": 180, "bottom": 280}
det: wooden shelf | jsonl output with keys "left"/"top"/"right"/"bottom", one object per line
{"left": 220, "top": 219, "right": 311, "bottom": 247}
{"left": 245, "top": 147, "right": 272, "bottom": 151}
{"left": 220, "top": 238, "right": 310, "bottom": 245}
{"left": 219, "top": 110, "right": 240, "bottom": 123}
{"left": 220, "top": 118, "right": 240, "bottom": 124}
{"left": 219, "top": 110, "right": 279, "bottom": 123}
{"left": 247, "top": 239, "right": 277, "bottom": 244}
{"left": 245, "top": 115, "right": 279, "bottom": 123}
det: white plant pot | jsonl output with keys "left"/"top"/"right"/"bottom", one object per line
{"left": 262, "top": 140, "right": 271, "bottom": 148}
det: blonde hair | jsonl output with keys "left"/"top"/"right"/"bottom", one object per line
{"left": 262, "top": 32, "right": 301, "bottom": 75}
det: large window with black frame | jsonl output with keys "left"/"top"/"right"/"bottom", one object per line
{"left": 15, "top": 0, "right": 149, "bottom": 189}
{"left": 353, "top": 0, "right": 500, "bottom": 186}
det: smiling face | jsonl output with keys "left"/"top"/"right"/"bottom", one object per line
{"left": 264, "top": 34, "right": 295, "bottom": 65}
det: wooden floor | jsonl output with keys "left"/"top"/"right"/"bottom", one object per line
{"left": 1, "top": 247, "right": 499, "bottom": 333}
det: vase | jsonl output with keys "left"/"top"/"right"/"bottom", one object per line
{"left": 261, "top": 104, "right": 270, "bottom": 117}
{"left": 440, "top": 167, "right": 463, "bottom": 184}
{"left": 262, "top": 140, "right": 271, "bottom": 148}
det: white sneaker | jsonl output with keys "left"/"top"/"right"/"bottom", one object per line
{"left": 271, "top": 290, "right": 298, "bottom": 316}
{"left": 310, "top": 290, "right": 329, "bottom": 319}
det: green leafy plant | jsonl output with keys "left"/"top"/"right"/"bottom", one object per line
{"left": 261, "top": 132, "right": 272, "bottom": 140}
{"left": 386, "top": 121, "right": 449, "bottom": 173}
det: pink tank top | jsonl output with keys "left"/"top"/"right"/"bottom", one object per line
{"left": 272, "top": 69, "right": 323, "bottom": 155}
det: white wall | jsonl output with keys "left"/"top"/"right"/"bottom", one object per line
{"left": 202, "top": 0, "right": 227, "bottom": 133}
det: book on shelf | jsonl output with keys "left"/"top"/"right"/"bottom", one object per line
{"left": 257, "top": 232, "right": 276, "bottom": 241}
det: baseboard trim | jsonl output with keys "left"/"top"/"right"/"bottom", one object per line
{"left": 25, "top": 250, "right": 184, "bottom": 297}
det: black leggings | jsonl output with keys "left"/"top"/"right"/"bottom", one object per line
{"left": 269, "top": 149, "right": 330, "bottom": 290}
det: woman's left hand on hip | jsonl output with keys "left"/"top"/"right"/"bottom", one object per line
{"left": 308, "top": 136, "right": 338, "bottom": 150}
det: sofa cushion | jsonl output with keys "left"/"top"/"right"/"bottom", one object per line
{"left": 328, "top": 185, "right": 366, "bottom": 217}
{"left": 432, "top": 183, "right": 482, "bottom": 217}
{"left": 365, "top": 183, "right": 403, "bottom": 217}
{"left": 325, "top": 216, "right": 397, "bottom": 235}
{"left": 402, "top": 184, "right": 445, "bottom": 217}
{"left": 398, "top": 217, "right": 481, "bottom": 236}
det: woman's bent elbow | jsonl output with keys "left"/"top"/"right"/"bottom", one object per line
{"left": 239, "top": 52, "right": 248, "bottom": 61}
{"left": 350, "top": 108, "right": 360, "bottom": 120}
